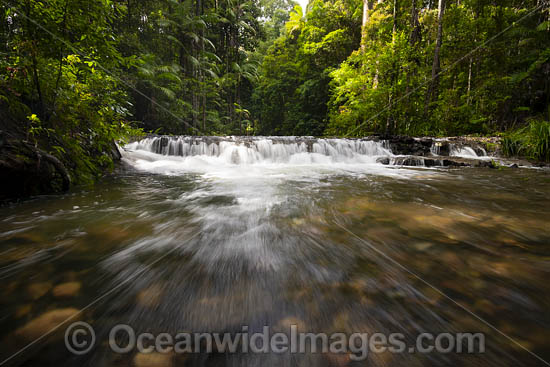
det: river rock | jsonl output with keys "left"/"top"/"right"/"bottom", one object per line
{"left": 413, "top": 242, "right": 433, "bottom": 251}
{"left": 422, "top": 158, "right": 442, "bottom": 167}
{"left": 52, "top": 282, "right": 81, "bottom": 298}
{"left": 442, "top": 159, "right": 468, "bottom": 167}
{"left": 436, "top": 141, "right": 451, "bottom": 156}
{"left": 137, "top": 284, "right": 164, "bottom": 308}
{"left": 276, "top": 316, "right": 307, "bottom": 333}
{"left": 15, "top": 304, "right": 32, "bottom": 318}
{"left": 440, "top": 252, "right": 462, "bottom": 269}
{"left": 324, "top": 352, "right": 351, "bottom": 367}
{"left": 393, "top": 157, "right": 425, "bottom": 166}
{"left": 134, "top": 352, "right": 173, "bottom": 367}
{"left": 27, "top": 281, "right": 52, "bottom": 300}
{"left": 331, "top": 311, "right": 350, "bottom": 332}
{"left": 15, "top": 308, "right": 80, "bottom": 341}
{"left": 386, "top": 136, "right": 433, "bottom": 156}
{"left": 3, "top": 281, "right": 18, "bottom": 297}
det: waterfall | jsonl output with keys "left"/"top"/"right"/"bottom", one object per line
{"left": 430, "top": 141, "right": 442, "bottom": 155}
{"left": 429, "top": 140, "right": 489, "bottom": 159}
{"left": 450, "top": 144, "right": 487, "bottom": 158}
{"left": 125, "top": 136, "right": 393, "bottom": 165}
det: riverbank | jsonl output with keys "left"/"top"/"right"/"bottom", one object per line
{"left": 0, "top": 128, "right": 122, "bottom": 203}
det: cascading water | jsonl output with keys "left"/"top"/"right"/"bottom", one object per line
{"left": 429, "top": 139, "right": 490, "bottom": 160}
{"left": 125, "top": 136, "right": 393, "bottom": 165}
{"left": 430, "top": 141, "right": 441, "bottom": 156}
{"left": 450, "top": 144, "right": 487, "bottom": 158}
{"left": 119, "top": 136, "right": 412, "bottom": 275}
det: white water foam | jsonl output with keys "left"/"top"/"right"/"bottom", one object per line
{"left": 121, "top": 136, "right": 423, "bottom": 180}
{"left": 125, "top": 136, "right": 392, "bottom": 164}
{"left": 450, "top": 144, "right": 489, "bottom": 159}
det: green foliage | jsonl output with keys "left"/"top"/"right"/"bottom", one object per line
{"left": 325, "top": 1, "right": 550, "bottom": 138}
{"left": 0, "top": 0, "right": 140, "bottom": 185}
{"left": 252, "top": 0, "right": 362, "bottom": 135}
{"left": 503, "top": 120, "right": 550, "bottom": 162}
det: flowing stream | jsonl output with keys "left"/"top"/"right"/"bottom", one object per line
{"left": 0, "top": 137, "right": 549, "bottom": 367}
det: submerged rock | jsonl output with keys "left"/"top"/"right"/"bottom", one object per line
{"left": 134, "top": 352, "right": 174, "bottom": 367}
{"left": 137, "top": 284, "right": 164, "bottom": 308}
{"left": 27, "top": 282, "right": 52, "bottom": 300}
{"left": 324, "top": 352, "right": 351, "bottom": 367}
{"left": 413, "top": 242, "right": 433, "bottom": 251}
{"left": 15, "top": 308, "right": 80, "bottom": 341}
{"left": 275, "top": 317, "right": 307, "bottom": 333}
{"left": 15, "top": 304, "right": 32, "bottom": 318}
{"left": 52, "top": 282, "right": 81, "bottom": 298}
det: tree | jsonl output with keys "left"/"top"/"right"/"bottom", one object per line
{"left": 426, "top": 0, "right": 446, "bottom": 113}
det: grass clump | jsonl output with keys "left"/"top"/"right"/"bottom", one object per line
{"left": 502, "top": 120, "right": 550, "bottom": 162}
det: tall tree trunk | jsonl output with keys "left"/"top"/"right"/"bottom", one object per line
{"left": 201, "top": 0, "right": 206, "bottom": 133}
{"left": 191, "top": 0, "right": 202, "bottom": 133}
{"left": 426, "top": 0, "right": 446, "bottom": 114}
{"left": 372, "top": 0, "right": 383, "bottom": 88}
{"left": 360, "top": 0, "right": 371, "bottom": 52}
{"left": 25, "top": 1, "right": 44, "bottom": 120}
{"left": 391, "top": 0, "right": 397, "bottom": 40}
{"left": 410, "top": 0, "right": 421, "bottom": 46}
{"left": 386, "top": 0, "right": 398, "bottom": 134}
{"left": 404, "top": 0, "right": 422, "bottom": 130}
{"left": 466, "top": 57, "right": 473, "bottom": 105}
{"left": 51, "top": 0, "right": 69, "bottom": 120}
{"left": 127, "top": 0, "right": 131, "bottom": 29}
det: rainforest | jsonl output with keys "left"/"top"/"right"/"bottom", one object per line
{"left": 1, "top": 1, "right": 550, "bottom": 367}
{"left": 1, "top": 0, "right": 550, "bottom": 189}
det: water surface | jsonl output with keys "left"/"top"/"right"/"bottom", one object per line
{"left": 0, "top": 137, "right": 549, "bottom": 366}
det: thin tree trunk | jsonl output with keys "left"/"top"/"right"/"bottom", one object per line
{"left": 372, "top": 0, "right": 383, "bottom": 88}
{"left": 51, "top": 0, "right": 69, "bottom": 120}
{"left": 410, "top": 0, "right": 421, "bottom": 46}
{"left": 467, "top": 57, "right": 472, "bottom": 105}
{"left": 200, "top": 0, "right": 206, "bottom": 134}
{"left": 386, "top": 0, "right": 398, "bottom": 134}
{"left": 127, "top": 0, "right": 131, "bottom": 29}
{"left": 31, "top": 54, "right": 44, "bottom": 119}
{"left": 25, "top": 0, "right": 44, "bottom": 119}
{"left": 426, "top": 0, "right": 445, "bottom": 114}
{"left": 202, "top": 93, "right": 207, "bottom": 132}
{"left": 191, "top": 0, "right": 202, "bottom": 132}
{"left": 360, "top": 0, "right": 371, "bottom": 52}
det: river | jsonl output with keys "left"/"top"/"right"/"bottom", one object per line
{"left": 0, "top": 137, "right": 549, "bottom": 367}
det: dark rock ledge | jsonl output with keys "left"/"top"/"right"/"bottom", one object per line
{"left": 0, "top": 139, "right": 71, "bottom": 201}
{"left": 379, "top": 156, "right": 497, "bottom": 168}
